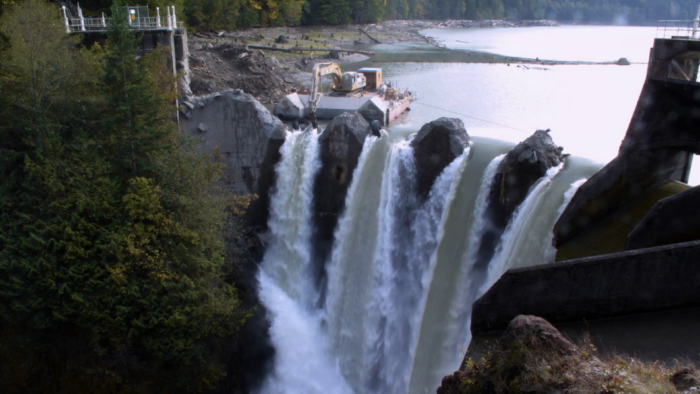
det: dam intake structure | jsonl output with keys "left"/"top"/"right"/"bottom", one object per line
{"left": 254, "top": 116, "right": 599, "bottom": 393}
{"left": 464, "top": 25, "right": 700, "bottom": 368}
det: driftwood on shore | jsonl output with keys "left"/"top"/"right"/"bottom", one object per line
{"left": 247, "top": 44, "right": 375, "bottom": 56}
{"left": 359, "top": 28, "right": 382, "bottom": 44}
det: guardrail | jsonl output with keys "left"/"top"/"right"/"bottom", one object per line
{"left": 62, "top": 5, "right": 183, "bottom": 33}
{"left": 657, "top": 20, "right": 700, "bottom": 39}
{"left": 657, "top": 6, "right": 700, "bottom": 39}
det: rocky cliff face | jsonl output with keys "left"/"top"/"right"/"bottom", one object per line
{"left": 312, "top": 112, "right": 372, "bottom": 296}
{"left": 181, "top": 89, "right": 287, "bottom": 229}
{"left": 476, "top": 129, "right": 564, "bottom": 268}
{"left": 411, "top": 117, "right": 470, "bottom": 199}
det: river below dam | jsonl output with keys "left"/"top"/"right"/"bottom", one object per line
{"left": 255, "top": 26, "right": 695, "bottom": 394}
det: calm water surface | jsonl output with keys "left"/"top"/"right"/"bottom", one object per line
{"left": 351, "top": 26, "right": 700, "bottom": 184}
{"left": 421, "top": 25, "right": 659, "bottom": 63}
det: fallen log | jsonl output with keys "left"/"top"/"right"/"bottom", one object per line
{"left": 247, "top": 45, "right": 292, "bottom": 52}
{"left": 247, "top": 45, "right": 375, "bottom": 56}
{"left": 359, "top": 28, "right": 381, "bottom": 44}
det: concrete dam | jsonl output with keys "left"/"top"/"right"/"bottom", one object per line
{"left": 170, "top": 23, "right": 700, "bottom": 394}
{"left": 220, "top": 109, "right": 599, "bottom": 394}
{"left": 469, "top": 33, "right": 700, "bottom": 363}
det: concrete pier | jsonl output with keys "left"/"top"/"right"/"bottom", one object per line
{"left": 553, "top": 37, "right": 700, "bottom": 260}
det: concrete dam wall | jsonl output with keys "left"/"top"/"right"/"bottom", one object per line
{"left": 468, "top": 36, "right": 700, "bottom": 364}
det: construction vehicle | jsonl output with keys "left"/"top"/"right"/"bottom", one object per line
{"left": 307, "top": 62, "right": 342, "bottom": 127}
{"left": 275, "top": 63, "right": 416, "bottom": 128}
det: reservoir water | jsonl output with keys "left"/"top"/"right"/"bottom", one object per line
{"left": 256, "top": 26, "right": 695, "bottom": 394}
{"left": 359, "top": 25, "right": 700, "bottom": 184}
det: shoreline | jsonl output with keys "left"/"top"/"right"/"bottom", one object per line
{"left": 186, "top": 20, "right": 641, "bottom": 102}
{"left": 190, "top": 20, "right": 644, "bottom": 66}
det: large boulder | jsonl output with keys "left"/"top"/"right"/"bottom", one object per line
{"left": 473, "top": 130, "right": 563, "bottom": 269}
{"left": 441, "top": 315, "right": 602, "bottom": 394}
{"left": 272, "top": 93, "right": 304, "bottom": 121}
{"left": 312, "top": 112, "right": 372, "bottom": 293}
{"left": 500, "top": 315, "right": 579, "bottom": 356}
{"left": 411, "top": 117, "right": 470, "bottom": 198}
{"left": 490, "top": 129, "right": 563, "bottom": 221}
{"left": 180, "top": 89, "right": 287, "bottom": 226}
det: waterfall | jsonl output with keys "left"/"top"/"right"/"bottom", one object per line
{"left": 543, "top": 178, "right": 588, "bottom": 263}
{"left": 257, "top": 129, "right": 352, "bottom": 394}
{"left": 257, "top": 131, "right": 600, "bottom": 394}
{"left": 409, "top": 149, "right": 508, "bottom": 394}
{"left": 325, "top": 134, "right": 386, "bottom": 391}
{"left": 482, "top": 162, "right": 565, "bottom": 288}
{"left": 261, "top": 129, "right": 321, "bottom": 306}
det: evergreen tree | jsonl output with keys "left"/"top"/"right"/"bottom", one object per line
{"left": 0, "top": 1, "right": 245, "bottom": 392}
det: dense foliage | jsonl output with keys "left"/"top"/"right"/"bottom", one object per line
{"left": 0, "top": 1, "right": 246, "bottom": 392}
{"left": 185, "top": 0, "right": 699, "bottom": 28}
{"left": 1, "top": 0, "right": 691, "bottom": 30}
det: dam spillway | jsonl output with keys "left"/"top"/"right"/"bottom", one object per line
{"left": 255, "top": 123, "right": 599, "bottom": 393}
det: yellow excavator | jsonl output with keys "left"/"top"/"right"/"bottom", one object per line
{"left": 307, "top": 62, "right": 367, "bottom": 127}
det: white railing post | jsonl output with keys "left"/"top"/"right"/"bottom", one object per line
{"left": 693, "top": 5, "right": 700, "bottom": 39}
{"left": 172, "top": 6, "right": 177, "bottom": 29}
{"left": 62, "top": 6, "right": 70, "bottom": 33}
{"left": 166, "top": 6, "right": 172, "bottom": 30}
{"left": 77, "top": 3, "right": 85, "bottom": 31}
{"left": 102, "top": 12, "right": 106, "bottom": 28}
{"left": 157, "top": 7, "right": 161, "bottom": 27}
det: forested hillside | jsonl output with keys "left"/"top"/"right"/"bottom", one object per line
{"left": 45, "top": 0, "right": 699, "bottom": 30}
{"left": 0, "top": 1, "right": 250, "bottom": 391}
{"left": 1, "top": 0, "right": 692, "bottom": 31}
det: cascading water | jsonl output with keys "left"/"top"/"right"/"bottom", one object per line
{"left": 257, "top": 129, "right": 353, "bottom": 394}
{"left": 257, "top": 129, "right": 600, "bottom": 394}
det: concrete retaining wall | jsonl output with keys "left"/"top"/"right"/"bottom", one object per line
{"left": 472, "top": 241, "right": 700, "bottom": 333}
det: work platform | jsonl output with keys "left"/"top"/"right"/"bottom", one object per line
{"left": 61, "top": 4, "right": 184, "bottom": 33}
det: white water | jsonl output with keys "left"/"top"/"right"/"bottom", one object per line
{"left": 257, "top": 129, "right": 354, "bottom": 394}
{"left": 257, "top": 130, "right": 600, "bottom": 393}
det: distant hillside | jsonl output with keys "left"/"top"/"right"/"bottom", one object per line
{"left": 28, "top": 0, "right": 697, "bottom": 32}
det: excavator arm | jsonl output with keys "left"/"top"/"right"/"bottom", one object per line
{"left": 307, "top": 62, "right": 343, "bottom": 128}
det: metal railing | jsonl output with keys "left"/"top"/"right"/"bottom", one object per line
{"left": 657, "top": 5, "right": 700, "bottom": 39}
{"left": 657, "top": 20, "right": 700, "bottom": 39}
{"left": 62, "top": 5, "right": 183, "bottom": 33}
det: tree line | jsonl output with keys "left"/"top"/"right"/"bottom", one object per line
{"left": 1, "top": 0, "right": 692, "bottom": 30}
{"left": 115, "top": 0, "right": 700, "bottom": 29}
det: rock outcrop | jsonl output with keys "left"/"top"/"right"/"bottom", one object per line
{"left": 272, "top": 93, "right": 304, "bottom": 120}
{"left": 489, "top": 129, "right": 563, "bottom": 224}
{"left": 312, "top": 112, "right": 372, "bottom": 293}
{"left": 439, "top": 315, "right": 604, "bottom": 394}
{"left": 500, "top": 315, "right": 579, "bottom": 355}
{"left": 180, "top": 89, "right": 287, "bottom": 226}
{"left": 411, "top": 117, "right": 470, "bottom": 199}
{"left": 476, "top": 129, "right": 564, "bottom": 268}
